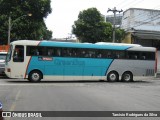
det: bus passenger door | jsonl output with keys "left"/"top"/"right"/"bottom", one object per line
{"left": 11, "top": 45, "right": 26, "bottom": 78}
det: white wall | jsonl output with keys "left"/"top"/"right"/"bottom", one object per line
{"left": 121, "top": 8, "right": 160, "bottom": 31}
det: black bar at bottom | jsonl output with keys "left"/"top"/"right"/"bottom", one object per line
{"left": 2, "top": 111, "right": 160, "bottom": 117}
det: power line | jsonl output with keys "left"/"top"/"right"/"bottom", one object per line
{"left": 130, "top": 15, "right": 160, "bottom": 29}
{"left": 115, "top": 0, "right": 131, "bottom": 8}
{"left": 118, "top": 0, "right": 143, "bottom": 8}
{"left": 128, "top": 0, "right": 145, "bottom": 8}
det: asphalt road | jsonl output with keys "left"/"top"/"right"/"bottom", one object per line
{"left": 0, "top": 77, "right": 160, "bottom": 120}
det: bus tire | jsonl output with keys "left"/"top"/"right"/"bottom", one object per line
{"left": 122, "top": 71, "right": 133, "bottom": 82}
{"left": 107, "top": 71, "right": 119, "bottom": 82}
{"left": 28, "top": 70, "right": 42, "bottom": 82}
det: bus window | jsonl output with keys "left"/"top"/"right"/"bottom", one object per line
{"left": 143, "top": 52, "right": 155, "bottom": 60}
{"left": 141, "top": 52, "right": 146, "bottom": 60}
{"left": 36, "top": 47, "right": 45, "bottom": 56}
{"left": 46, "top": 47, "right": 55, "bottom": 56}
{"left": 13, "top": 45, "right": 24, "bottom": 62}
{"left": 127, "top": 51, "right": 140, "bottom": 60}
{"left": 62, "top": 48, "right": 72, "bottom": 57}
{"left": 97, "top": 51, "right": 102, "bottom": 58}
{"left": 27, "top": 46, "right": 45, "bottom": 56}
{"left": 71, "top": 48, "right": 77, "bottom": 57}
{"left": 55, "top": 48, "right": 61, "bottom": 57}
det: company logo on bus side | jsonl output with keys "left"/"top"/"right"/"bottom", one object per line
{"left": 38, "top": 57, "right": 53, "bottom": 61}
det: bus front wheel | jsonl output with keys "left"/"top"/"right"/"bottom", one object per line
{"left": 107, "top": 71, "right": 119, "bottom": 82}
{"left": 28, "top": 70, "right": 42, "bottom": 82}
{"left": 122, "top": 71, "right": 133, "bottom": 82}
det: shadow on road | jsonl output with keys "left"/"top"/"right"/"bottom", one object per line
{"left": 5, "top": 79, "right": 153, "bottom": 84}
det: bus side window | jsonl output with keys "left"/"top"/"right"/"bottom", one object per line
{"left": 142, "top": 56, "right": 146, "bottom": 60}
{"left": 47, "top": 48, "right": 54, "bottom": 56}
{"left": 134, "top": 55, "right": 137, "bottom": 59}
{"left": 56, "top": 48, "right": 61, "bottom": 56}
{"left": 71, "top": 49, "right": 77, "bottom": 57}
{"left": 34, "top": 49, "right": 39, "bottom": 55}
{"left": 62, "top": 48, "right": 72, "bottom": 57}
{"left": 127, "top": 51, "right": 140, "bottom": 60}
{"left": 97, "top": 53, "right": 102, "bottom": 58}
{"left": 13, "top": 45, "right": 24, "bottom": 62}
{"left": 81, "top": 50, "right": 86, "bottom": 58}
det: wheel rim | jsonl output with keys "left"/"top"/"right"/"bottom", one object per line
{"left": 124, "top": 74, "right": 131, "bottom": 81}
{"left": 31, "top": 73, "right": 40, "bottom": 81}
{"left": 109, "top": 73, "right": 117, "bottom": 81}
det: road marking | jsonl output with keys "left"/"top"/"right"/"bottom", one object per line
{"left": 6, "top": 90, "right": 21, "bottom": 120}
{"left": 10, "top": 90, "right": 21, "bottom": 111}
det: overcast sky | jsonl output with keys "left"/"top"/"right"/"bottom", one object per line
{"left": 44, "top": 0, "right": 160, "bottom": 38}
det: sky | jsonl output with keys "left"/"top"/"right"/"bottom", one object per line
{"left": 44, "top": 0, "right": 160, "bottom": 38}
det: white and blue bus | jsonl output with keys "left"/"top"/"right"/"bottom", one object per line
{"left": 5, "top": 40, "right": 156, "bottom": 82}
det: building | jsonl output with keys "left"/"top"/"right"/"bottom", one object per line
{"left": 121, "top": 8, "right": 160, "bottom": 49}
{"left": 106, "top": 14, "right": 123, "bottom": 27}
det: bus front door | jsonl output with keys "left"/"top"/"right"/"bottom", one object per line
{"left": 11, "top": 45, "right": 26, "bottom": 78}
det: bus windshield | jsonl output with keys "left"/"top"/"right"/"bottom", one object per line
{"left": 6, "top": 45, "right": 12, "bottom": 62}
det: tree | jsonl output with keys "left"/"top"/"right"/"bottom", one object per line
{"left": 0, "top": 15, "right": 8, "bottom": 44}
{"left": 115, "top": 28, "right": 126, "bottom": 43}
{"left": 0, "top": 0, "right": 52, "bottom": 44}
{"left": 72, "top": 8, "right": 112, "bottom": 43}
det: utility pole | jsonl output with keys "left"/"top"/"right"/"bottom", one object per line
{"left": 7, "top": 13, "right": 32, "bottom": 45}
{"left": 107, "top": 7, "right": 123, "bottom": 43}
{"left": 8, "top": 16, "right": 11, "bottom": 45}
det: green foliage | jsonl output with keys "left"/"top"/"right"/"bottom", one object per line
{"left": 0, "top": 0, "right": 52, "bottom": 44}
{"left": 72, "top": 7, "right": 126, "bottom": 43}
{"left": 115, "top": 28, "right": 126, "bottom": 43}
{"left": 0, "top": 15, "right": 8, "bottom": 44}
{"left": 72, "top": 8, "right": 112, "bottom": 43}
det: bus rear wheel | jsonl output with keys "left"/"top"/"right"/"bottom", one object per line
{"left": 122, "top": 72, "right": 133, "bottom": 82}
{"left": 28, "top": 70, "right": 42, "bottom": 82}
{"left": 107, "top": 71, "right": 119, "bottom": 82}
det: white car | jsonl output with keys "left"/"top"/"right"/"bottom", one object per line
{"left": 0, "top": 52, "right": 7, "bottom": 75}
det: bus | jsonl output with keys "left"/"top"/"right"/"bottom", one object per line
{"left": 5, "top": 40, "right": 156, "bottom": 82}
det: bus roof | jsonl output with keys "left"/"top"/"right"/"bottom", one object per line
{"left": 11, "top": 40, "right": 132, "bottom": 50}
{"left": 96, "top": 42, "right": 142, "bottom": 47}
{"left": 11, "top": 40, "right": 156, "bottom": 51}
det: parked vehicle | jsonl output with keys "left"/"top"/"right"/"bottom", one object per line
{"left": 0, "top": 102, "right": 3, "bottom": 120}
{"left": 0, "top": 52, "right": 7, "bottom": 75}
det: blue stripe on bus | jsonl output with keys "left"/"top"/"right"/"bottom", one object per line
{"left": 27, "top": 57, "right": 113, "bottom": 76}
{"left": 39, "top": 41, "right": 131, "bottom": 50}
{"left": 105, "top": 59, "right": 114, "bottom": 75}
